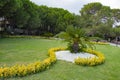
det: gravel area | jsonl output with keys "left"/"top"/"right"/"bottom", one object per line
{"left": 55, "top": 50, "right": 96, "bottom": 63}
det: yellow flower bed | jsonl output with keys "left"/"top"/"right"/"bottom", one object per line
{"left": 74, "top": 49, "right": 105, "bottom": 66}
{"left": 0, "top": 48, "right": 64, "bottom": 78}
{"left": 0, "top": 47, "right": 105, "bottom": 78}
{"left": 49, "top": 47, "right": 105, "bottom": 66}
{"left": 91, "top": 41, "right": 109, "bottom": 45}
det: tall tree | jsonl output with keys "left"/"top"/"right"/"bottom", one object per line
{"left": 80, "top": 2, "right": 114, "bottom": 39}
{"left": 0, "top": 0, "right": 22, "bottom": 17}
{"left": 111, "top": 9, "right": 120, "bottom": 27}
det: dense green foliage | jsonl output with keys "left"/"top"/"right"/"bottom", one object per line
{"left": 0, "top": 38, "right": 120, "bottom": 80}
{"left": 80, "top": 2, "right": 120, "bottom": 39}
{"left": 0, "top": 0, "right": 74, "bottom": 35}
{"left": 0, "top": 1, "right": 120, "bottom": 40}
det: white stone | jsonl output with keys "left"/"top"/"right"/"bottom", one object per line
{"left": 55, "top": 50, "right": 96, "bottom": 63}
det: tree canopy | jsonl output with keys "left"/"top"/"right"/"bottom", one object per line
{"left": 0, "top": 1, "right": 120, "bottom": 41}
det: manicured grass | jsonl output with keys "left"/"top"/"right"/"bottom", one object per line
{"left": 0, "top": 38, "right": 65, "bottom": 66}
{"left": 0, "top": 38, "right": 120, "bottom": 80}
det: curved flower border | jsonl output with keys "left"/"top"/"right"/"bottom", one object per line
{"left": 91, "top": 41, "right": 109, "bottom": 45}
{"left": 0, "top": 48, "right": 63, "bottom": 78}
{"left": 49, "top": 47, "right": 105, "bottom": 66}
{"left": 74, "top": 49, "right": 105, "bottom": 66}
{"left": 52, "top": 47, "right": 105, "bottom": 66}
{"left": 0, "top": 47, "right": 105, "bottom": 78}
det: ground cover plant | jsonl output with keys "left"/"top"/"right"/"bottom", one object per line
{"left": 0, "top": 38, "right": 120, "bottom": 80}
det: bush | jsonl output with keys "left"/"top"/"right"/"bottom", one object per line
{"left": 43, "top": 32, "right": 53, "bottom": 37}
{"left": 74, "top": 48, "right": 105, "bottom": 66}
{"left": 89, "top": 37, "right": 103, "bottom": 42}
{"left": 0, "top": 47, "right": 105, "bottom": 78}
{"left": 0, "top": 47, "right": 64, "bottom": 78}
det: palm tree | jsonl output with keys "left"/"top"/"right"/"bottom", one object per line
{"left": 57, "top": 25, "right": 93, "bottom": 53}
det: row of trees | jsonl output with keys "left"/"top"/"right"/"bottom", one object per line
{"left": 0, "top": 0, "right": 74, "bottom": 35}
{"left": 0, "top": 0, "right": 120, "bottom": 41}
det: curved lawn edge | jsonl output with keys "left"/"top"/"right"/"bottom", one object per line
{"left": 75, "top": 49, "right": 105, "bottom": 66}
{"left": 0, "top": 47, "right": 105, "bottom": 78}
{"left": 0, "top": 48, "right": 63, "bottom": 78}
{"left": 53, "top": 47, "right": 105, "bottom": 66}
{"left": 49, "top": 47, "right": 105, "bottom": 66}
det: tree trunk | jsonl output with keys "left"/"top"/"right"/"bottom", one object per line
{"left": 72, "top": 42, "right": 79, "bottom": 53}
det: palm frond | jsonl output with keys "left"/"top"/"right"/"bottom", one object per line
{"left": 55, "top": 25, "right": 94, "bottom": 53}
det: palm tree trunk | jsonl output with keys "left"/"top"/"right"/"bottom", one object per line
{"left": 72, "top": 42, "right": 79, "bottom": 53}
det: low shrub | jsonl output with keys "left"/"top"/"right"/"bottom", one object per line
{"left": 0, "top": 47, "right": 64, "bottom": 78}
{"left": 74, "top": 48, "right": 105, "bottom": 66}
{"left": 42, "top": 32, "right": 53, "bottom": 37}
{"left": 48, "top": 47, "right": 105, "bottom": 66}
{"left": 91, "top": 41, "right": 109, "bottom": 45}
{"left": 0, "top": 47, "right": 105, "bottom": 78}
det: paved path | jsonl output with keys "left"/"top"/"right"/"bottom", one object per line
{"left": 109, "top": 43, "right": 120, "bottom": 47}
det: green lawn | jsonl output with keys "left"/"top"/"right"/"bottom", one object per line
{"left": 0, "top": 38, "right": 120, "bottom": 80}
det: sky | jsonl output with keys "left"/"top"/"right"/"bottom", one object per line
{"left": 30, "top": 0, "right": 120, "bottom": 14}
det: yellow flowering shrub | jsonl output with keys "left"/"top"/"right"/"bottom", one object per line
{"left": 0, "top": 47, "right": 105, "bottom": 78}
{"left": 0, "top": 47, "right": 64, "bottom": 78}
{"left": 74, "top": 48, "right": 105, "bottom": 66}
{"left": 49, "top": 47, "right": 105, "bottom": 66}
{"left": 91, "top": 41, "right": 109, "bottom": 45}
